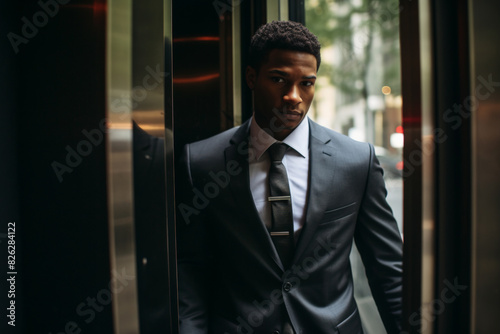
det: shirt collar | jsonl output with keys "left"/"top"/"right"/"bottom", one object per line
{"left": 249, "top": 115, "right": 310, "bottom": 161}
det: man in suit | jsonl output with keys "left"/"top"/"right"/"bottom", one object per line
{"left": 177, "top": 21, "right": 402, "bottom": 334}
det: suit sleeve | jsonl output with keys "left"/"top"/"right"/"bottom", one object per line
{"left": 354, "top": 143, "right": 403, "bottom": 334}
{"left": 177, "top": 144, "right": 211, "bottom": 334}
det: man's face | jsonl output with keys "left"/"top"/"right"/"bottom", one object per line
{"left": 246, "top": 49, "right": 317, "bottom": 140}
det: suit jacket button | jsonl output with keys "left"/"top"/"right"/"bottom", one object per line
{"left": 283, "top": 282, "right": 292, "bottom": 292}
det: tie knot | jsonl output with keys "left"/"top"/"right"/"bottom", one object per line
{"left": 268, "top": 142, "right": 288, "bottom": 162}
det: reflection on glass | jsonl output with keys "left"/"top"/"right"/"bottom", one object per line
{"left": 306, "top": 1, "right": 403, "bottom": 333}
{"left": 131, "top": 0, "right": 173, "bottom": 332}
{"left": 132, "top": 121, "right": 170, "bottom": 333}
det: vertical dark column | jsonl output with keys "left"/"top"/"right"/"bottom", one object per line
{"left": 164, "top": 15, "right": 178, "bottom": 333}
{"left": 1, "top": 1, "right": 22, "bottom": 333}
{"left": 239, "top": 0, "right": 253, "bottom": 123}
{"left": 172, "top": 0, "right": 224, "bottom": 155}
{"left": 288, "top": 0, "right": 305, "bottom": 24}
{"left": 240, "top": 0, "right": 267, "bottom": 123}
{"left": 399, "top": 1, "right": 423, "bottom": 333}
{"left": 6, "top": 0, "right": 113, "bottom": 332}
{"left": 469, "top": 0, "right": 500, "bottom": 332}
{"left": 432, "top": 0, "right": 471, "bottom": 333}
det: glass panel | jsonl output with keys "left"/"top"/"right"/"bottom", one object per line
{"left": 131, "top": 0, "right": 174, "bottom": 332}
{"left": 305, "top": 1, "right": 403, "bottom": 333}
{"left": 471, "top": 0, "right": 500, "bottom": 332}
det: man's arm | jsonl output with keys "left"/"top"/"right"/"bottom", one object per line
{"left": 177, "top": 144, "right": 211, "bottom": 334}
{"left": 354, "top": 143, "right": 403, "bottom": 334}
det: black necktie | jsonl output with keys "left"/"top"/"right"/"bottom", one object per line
{"left": 268, "top": 142, "right": 294, "bottom": 269}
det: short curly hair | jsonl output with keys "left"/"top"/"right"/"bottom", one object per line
{"left": 248, "top": 20, "right": 321, "bottom": 71}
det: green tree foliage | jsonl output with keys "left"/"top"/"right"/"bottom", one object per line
{"left": 305, "top": 0, "right": 401, "bottom": 100}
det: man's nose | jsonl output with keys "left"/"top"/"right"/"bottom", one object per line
{"left": 283, "top": 84, "right": 302, "bottom": 105}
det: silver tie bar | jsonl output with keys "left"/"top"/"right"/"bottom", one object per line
{"left": 268, "top": 196, "right": 291, "bottom": 202}
{"left": 270, "top": 231, "right": 290, "bottom": 236}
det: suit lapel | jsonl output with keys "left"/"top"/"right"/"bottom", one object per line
{"left": 293, "top": 120, "right": 336, "bottom": 262}
{"left": 224, "top": 120, "right": 285, "bottom": 272}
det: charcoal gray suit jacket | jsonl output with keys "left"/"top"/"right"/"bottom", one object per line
{"left": 177, "top": 118, "right": 402, "bottom": 334}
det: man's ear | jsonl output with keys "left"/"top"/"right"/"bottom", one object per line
{"left": 246, "top": 66, "right": 256, "bottom": 90}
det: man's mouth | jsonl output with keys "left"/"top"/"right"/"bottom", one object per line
{"left": 271, "top": 107, "right": 303, "bottom": 124}
{"left": 280, "top": 109, "right": 302, "bottom": 121}
{"left": 275, "top": 108, "right": 301, "bottom": 115}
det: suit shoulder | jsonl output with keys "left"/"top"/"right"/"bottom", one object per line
{"left": 310, "top": 120, "right": 372, "bottom": 154}
{"left": 186, "top": 126, "right": 241, "bottom": 161}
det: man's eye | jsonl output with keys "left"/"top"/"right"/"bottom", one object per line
{"left": 302, "top": 81, "right": 314, "bottom": 87}
{"left": 271, "top": 77, "right": 285, "bottom": 83}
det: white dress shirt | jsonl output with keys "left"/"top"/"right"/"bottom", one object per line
{"left": 248, "top": 116, "right": 310, "bottom": 240}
